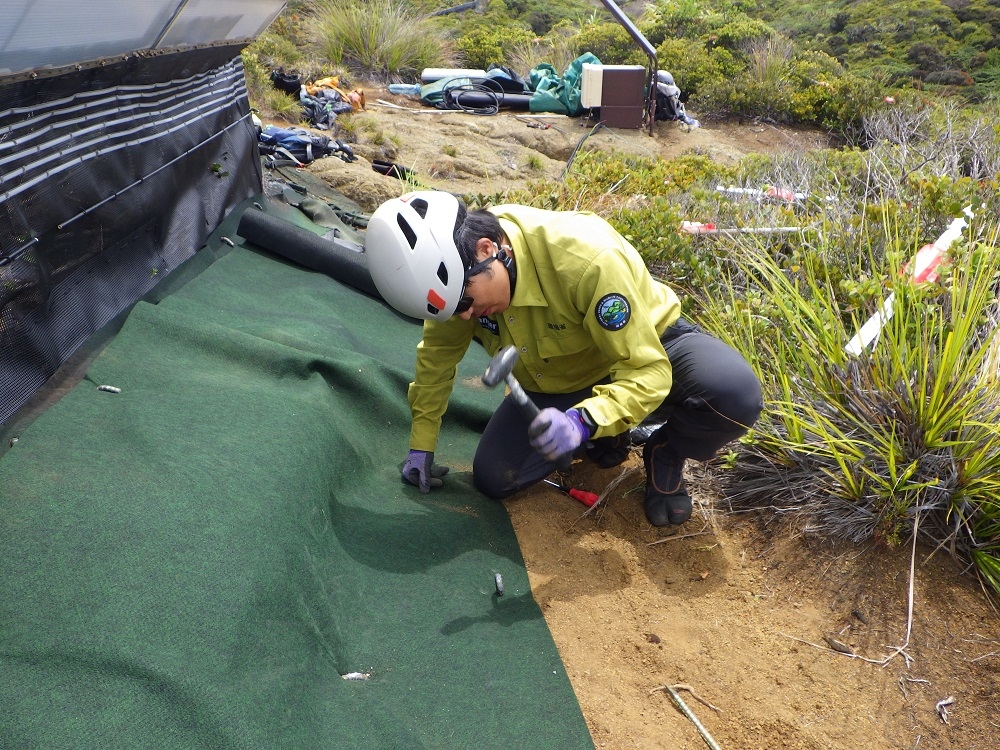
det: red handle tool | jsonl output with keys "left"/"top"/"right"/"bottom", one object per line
{"left": 542, "top": 479, "right": 598, "bottom": 507}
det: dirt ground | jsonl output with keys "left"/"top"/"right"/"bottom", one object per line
{"left": 292, "top": 85, "right": 1000, "bottom": 749}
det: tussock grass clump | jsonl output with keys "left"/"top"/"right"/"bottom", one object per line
{"left": 505, "top": 27, "right": 580, "bottom": 81}
{"left": 242, "top": 32, "right": 311, "bottom": 121}
{"left": 696, "top": 204, "right": 1000, "bottom": 594}
{"left": 306, "top": 0, "right": 453, "bottom": 80}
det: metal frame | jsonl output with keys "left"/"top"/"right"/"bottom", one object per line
{"left": 599, "top": 0, "right": 658, "bottom": 135}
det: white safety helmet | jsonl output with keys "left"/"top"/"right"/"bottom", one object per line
{"left": 656, "top": 70, "right": 675, "bottom": 86}
{"left": 365, "top": 191, "right": 466, "bottom": 321}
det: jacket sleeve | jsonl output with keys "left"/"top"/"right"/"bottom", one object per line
{"left": 571, "top": 250, "right": 677, "bottom": 438}
{"left": 407, "top": 317, "right": 477, "bottom": 451}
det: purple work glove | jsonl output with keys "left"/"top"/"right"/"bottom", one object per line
{"left": 401, "top": 449, "right": 449, "bottom": 493}
{"left": 528, "top": 408, "right": 592, "bottom": 462}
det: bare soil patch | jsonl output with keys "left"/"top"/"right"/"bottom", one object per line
{"left": 297, "top": 84, "right": 1000, "bottom": 749}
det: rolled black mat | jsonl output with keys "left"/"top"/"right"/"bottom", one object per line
{"left": 237, "top": 208, "right": 380, "bottom": 299}
{"left": 448, "top": 90, "right": 533, "bottom": 110}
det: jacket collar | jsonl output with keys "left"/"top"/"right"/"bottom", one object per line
{"left": 498, "top": 217, "right": 546, "bottom": 308}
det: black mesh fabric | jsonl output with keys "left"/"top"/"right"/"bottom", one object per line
{"left": 0, "top": 45, "right": 262, "bottom": 427}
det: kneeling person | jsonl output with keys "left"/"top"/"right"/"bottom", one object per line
{"left": 365, "top": 191, "right": 763, "bottom": 525}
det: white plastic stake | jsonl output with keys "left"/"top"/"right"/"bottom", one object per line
{"left": 844, "top": 294, "right": 896, "bottom": 356}
{"left": 715, "top": 184, "right": 807, "bottom": 203}
{"left": 845, "top": 207, "right": 973, "bottom": 357}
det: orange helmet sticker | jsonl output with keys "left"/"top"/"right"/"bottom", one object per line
{"left": 427, "top": 289, "right": 447, "bottom": 311}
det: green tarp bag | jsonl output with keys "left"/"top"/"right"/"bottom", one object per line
{"left": 528, "top": 53, "right": 601, "bottom": 116}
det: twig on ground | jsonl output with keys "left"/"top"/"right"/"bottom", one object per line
{"left": 373, "top": 99, "right": 451, "bottom": 114}
{"left": 567, "top": 466, "right": 638, "bottom": 530}
{"left": 936, "top": 695, "right": 955, "bottom": 724}
{"left": 647, "top": 528, "right": 715, "bottom": 546}
{"left": 651, "top": 683, "right": 723, "bottom": 750}
{"left": 878, "top": 511, "right": 920, "bottom": 668}
{"left": 778, "top": 631, "right": 910, "bottom": 665}
{"left": 970, "top": 650, "right": 1000, "bottom": 663}
{"left": 897, "top": 675, "right": 931, "bottom": 699}
{"left": 777, "top": 632, "right": 888, "bottom": 664}
{"left": 666, "top": 683, "right": 722, "bottom": 713}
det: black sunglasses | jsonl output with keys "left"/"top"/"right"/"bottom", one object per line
{"left": 454, "top": 250, "right": 502, "bottom": 314}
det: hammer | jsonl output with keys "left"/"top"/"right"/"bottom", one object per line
{"left": 482, "top": 346, "right": 572, "bottom": 470}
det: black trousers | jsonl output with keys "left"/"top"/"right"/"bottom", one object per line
{"left": 472, "top": 319, "right": 763, "bottom": 499}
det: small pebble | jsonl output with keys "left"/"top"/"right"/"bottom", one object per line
{"left": 494, "top": 573, "right": 504, "bottom": 597}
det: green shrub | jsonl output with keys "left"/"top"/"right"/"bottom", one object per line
{"left": 456, "top": 22, "right": 535, "bottom": 70}
{"left": 827, "top": 73, "right": 885, "bottom": 130}
{"left": 958, "top": 23, "right": 994, "bottom": 50}
{"left": 789, "top": 49, "right": 845, "bottom": 86}
{"left": 501, "top": 0, "right": 595, "bottom": 35}
{"left": 925, "top": 69, "right": 975, "bottom": 86}
{"left": 571, "top": 22, "right": 647, "bottom": 66}
{"left": 246, "top": 30, "right": 306, "bottom": 72}
{"left": 655, "top": 38, "right": 728, "bottom": 97}
{"left": 697, "top": 72, "right": 795, "bottom": 121}
{"left": 705, "top": 16, "right": 776, "bottom": 55}
{"left": 907, "top": 41, "right": 947, "bottom": 73}
{"left": 789, "top": 83, "right": 836, "bottom": 124}
{"left": 639, "top": 0, "right": 710, "bottom": 46}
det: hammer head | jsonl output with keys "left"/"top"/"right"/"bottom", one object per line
{"left": 482, "top": 346, "right": 519, "bottom": 388}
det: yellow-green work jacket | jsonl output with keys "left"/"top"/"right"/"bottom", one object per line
{"left": 408, "top": 205, "right": 681, "bottom": 451}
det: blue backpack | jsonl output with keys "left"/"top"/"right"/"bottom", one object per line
{"left": 259, "top": 125, "right": 334, "bottom": 165}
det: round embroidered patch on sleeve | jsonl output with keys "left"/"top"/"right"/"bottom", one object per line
{"left": 595, "top": 293, "right": 631, "bottom": 331}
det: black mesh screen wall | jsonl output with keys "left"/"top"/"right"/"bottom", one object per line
{"left": 0, "top": 45, "right": 262, "bottom": 427}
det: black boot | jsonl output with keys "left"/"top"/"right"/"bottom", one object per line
{"left": 586, "top": 431, "right": 631, "bottom": 468}
{"left": 642, "top": 440, "right": 692, "bottom": 526}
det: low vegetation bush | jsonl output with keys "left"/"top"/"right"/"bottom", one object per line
{"left": 455, "top": 22, "right": 535, "bottom": 70}
{"left": 654, "top": 38, "right": 729, "bottom": 97}
{"left": 571, "top": 22, "right": 646, "bottom": 66}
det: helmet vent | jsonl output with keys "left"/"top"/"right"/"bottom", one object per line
{"left": 436, "top": 261, "right": 449, "bottom": 284}
{"left": 410, "top": 198, "right": 429, "bottom": 218}
{"left": 396, "top": 214, "right": 417, "bottom": 249}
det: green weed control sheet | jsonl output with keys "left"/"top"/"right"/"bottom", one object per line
{"left": 0, "top": 200, "right": 593, "bottom": 749}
